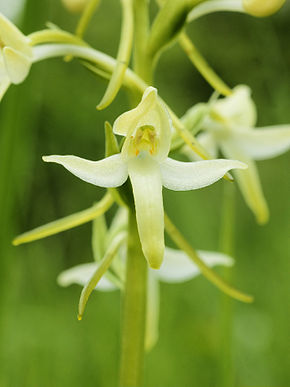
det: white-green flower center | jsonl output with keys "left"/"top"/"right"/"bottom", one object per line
{"left": 127, "top": 125, "right": 159, "bottom": 157}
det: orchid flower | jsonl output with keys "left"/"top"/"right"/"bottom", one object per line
{"left": 58, "top": 208, "right": 234, "bottom": 351}
{"left": 187, "top": 0, "right": 286, "bottom": 22}
{"left": 182, "top": 85, "right": 290, "bottom": 224}
{"left": 43, "top": 87, "right": 246, "bottom": 269}
{"left": 0, "top": 12, "right": 33, "bottom": 100}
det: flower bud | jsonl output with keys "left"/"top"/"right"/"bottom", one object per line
{"left": 242, "top": 0, "right": 286, "bottom": 17}
{"left": 61, "top": 0, "right": 89, "bottom": 13}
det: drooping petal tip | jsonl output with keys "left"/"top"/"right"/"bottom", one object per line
{"left": 161, "top": 158, "right": 247, "bottom": 192}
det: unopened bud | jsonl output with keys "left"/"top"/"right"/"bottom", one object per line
{"left": 243, "top": 0, "right": 286, "bottom": 17}
{"left": 61, "top": 0, "right": 89, "bottom": 13}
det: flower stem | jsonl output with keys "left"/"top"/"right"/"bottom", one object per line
{"left": 133, "top": 0, "right": 152, "bottom": 84}
{"left": 119, "top": 209, "right": 147, "bottom": 387}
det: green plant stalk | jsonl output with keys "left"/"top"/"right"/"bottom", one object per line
{"left": 218, "top": 182, "right": 236, "bottom": 387}
{"left": 119, "top": 209, "right": 147, "bottom": 387}
{"left": 119, "top": 3, "right": 151, "bottom": 384}
{"left": 133, "top": 0, "right": 152, "bottom": 84}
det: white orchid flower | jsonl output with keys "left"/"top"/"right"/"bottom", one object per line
{"left": 187, "top": 0, "right": 286, "bottom": 22}
{"left": 43, "top": 87, "right": 246, "bottom": 269}
{"left": 58, "top": 209, "right": 234, "bottom": 351}
{"left": 0, "top": 12, "right": 33, "bottom": 100}
{"left": 183, "top": 85, "right": 290, "bottom": 224}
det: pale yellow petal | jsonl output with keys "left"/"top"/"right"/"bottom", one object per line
{"left": 3, "top": 46, "right": 31, "bottom": 84}
{"left": 0, "top": 12, "right": 32, "bottom": 57}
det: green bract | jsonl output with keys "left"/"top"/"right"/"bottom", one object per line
{"left": 43, "top": 87, "right": 246, "bottom": 269}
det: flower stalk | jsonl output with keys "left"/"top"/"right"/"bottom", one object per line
{"left": 119, "top": 209, "right": 147, "bottom": 387}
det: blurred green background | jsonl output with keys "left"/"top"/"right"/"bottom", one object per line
{"left": 0, "top": 0, "right": 289, "bottom": 386}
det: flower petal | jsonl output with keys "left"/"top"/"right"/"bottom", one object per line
{"left": 145, "top": 272, "right": 160, "bottom": 352}
{"left": 0, "top": 12, "right": 32, "bottom": 57}
{"left": 156, "top": 247, "right": 234, "bottom": 283}
{"left": 3, "top": 46, "right": 31, "bottom": 84}
{"left": 231, "top": 126, "right": 290, "bottom": 160}
{"left": 128, "top": 155, "right": 164, "bottom": 269}
{"left": 57, "top": 263, "right": 118, "bottom": 291}
{"left": 0, "top": 75, "right": 10, "bottom": 100}
{"left": 113, "top": 87, "right": 158, "bottom": 136}
{"left": 42, "top": 153, "right": 128, "bottom": 188}
{"left": 211, "top": 85, "right": 257, "bottom": 128}
{"left": 114, "top": 86, "right": 172, "bottom": 161}
{"left": 161, "top": 157, "right": 246, "bottom": 191}
{"left": 221, "top": 141, "right": 269, "bottom": 224}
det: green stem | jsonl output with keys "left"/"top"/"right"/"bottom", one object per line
{"left": 218, "top": 182, "right": 236, "bottom": 387}
{"left": 119, "top": 209, "right": 147, "bottom": 387}
{"left": 119, "top": 5, "right": 152, "bottom": 383}
{"left": 133, "top": 0, "right": 152, "bottom": 84}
